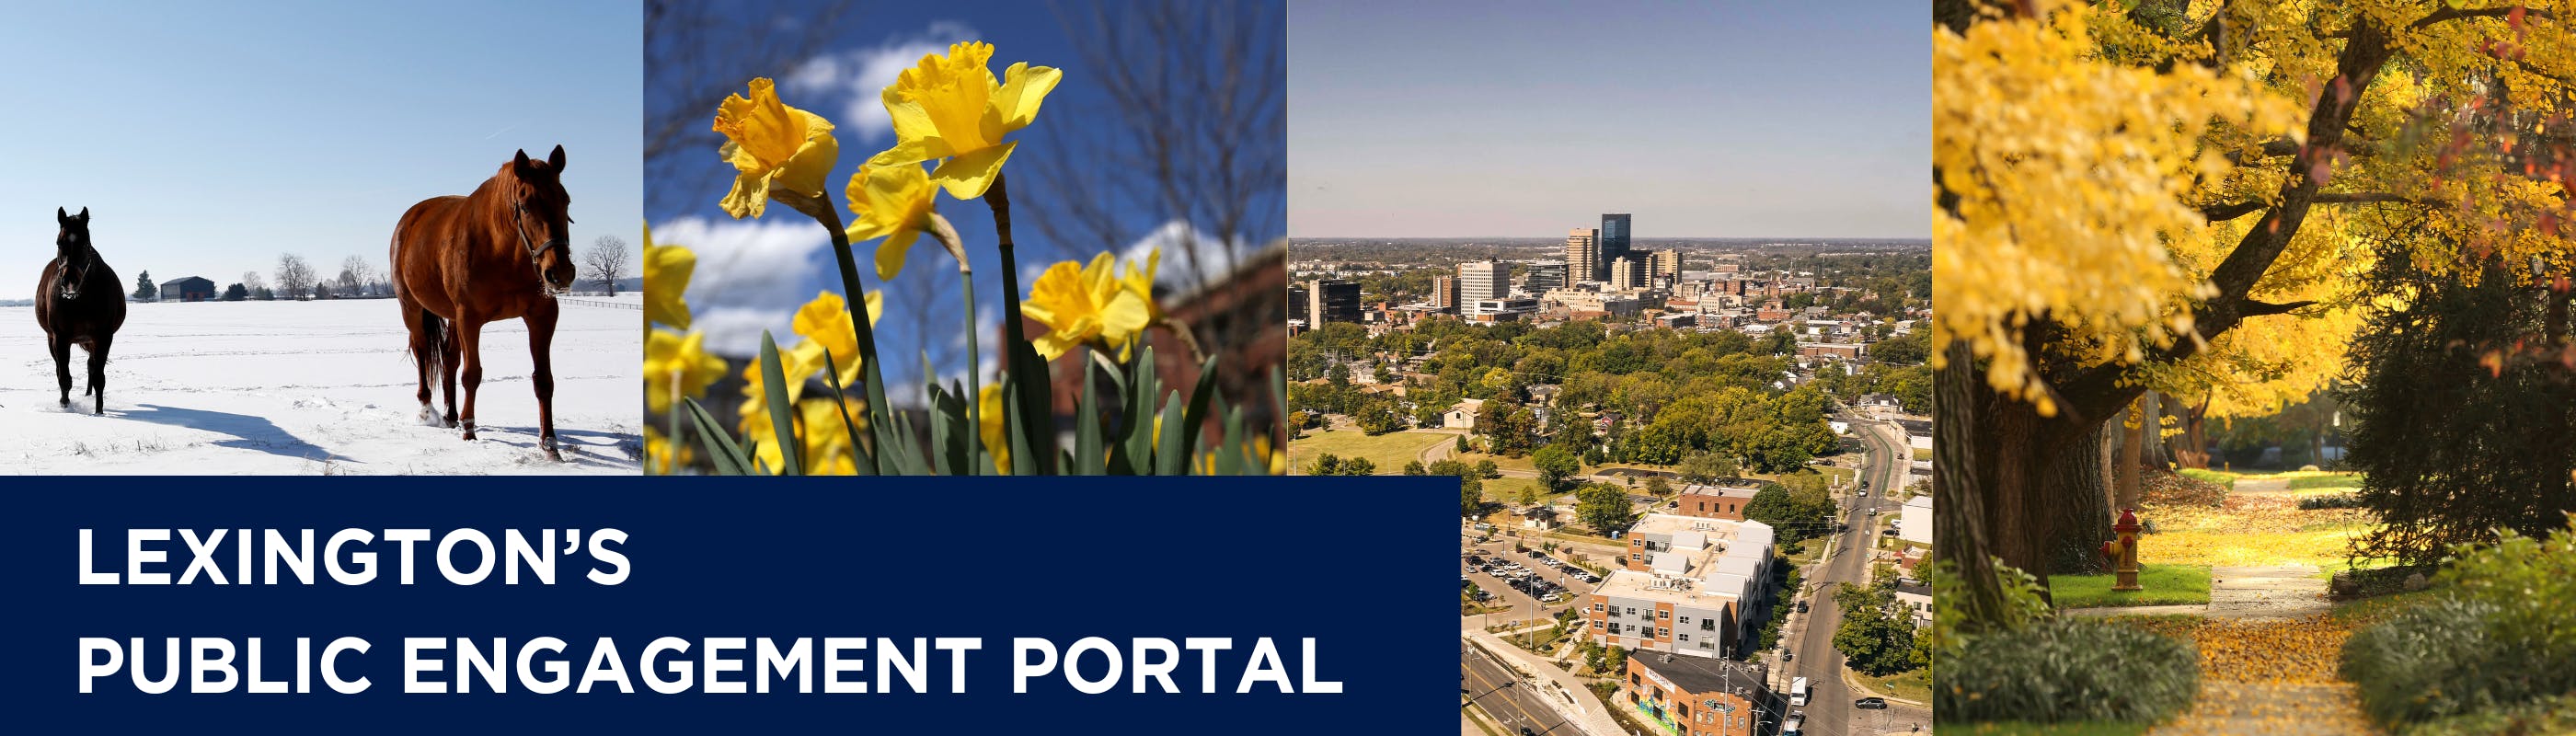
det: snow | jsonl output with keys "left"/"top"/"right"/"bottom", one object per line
{"left": 0, "top": 297, "right": 640, "bottom": 474}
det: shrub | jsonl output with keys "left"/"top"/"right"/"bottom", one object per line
{"left": 2342, "top": 523, "right": 2576, "bottom": 729}
{"left": 1938, "top": 618, "right": 2198, "bottom": 724}
{"left": 2297, "top": 492, "right": 2364, "bottom": 510}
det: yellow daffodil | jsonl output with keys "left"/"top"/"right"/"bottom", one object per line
{"left": 738, "top": 340, "right": 822, "bottom": 438}
{"left": 845, "top": 157, "right": 940, "bottom": 280}
{"left": 713, "top": 77, "right": 840, "bottom": 219}
{"left": 1020, "top": 252, "right": 1152, "bottom": 361}
{"left": 1120, "top": 247, "right": 1162, "bottom": 323}
{"left": 645, "top": 328, "right": 726, "bottom": 415}
{"left": 788, "top": 290, "right": 886, "bottom": 388}
{"left": 643, "top": 224, "right": 696, "bottom": 329}
{"left": 645, "top": 426, "right": 696, "bottom": 475}
{"left": 978, "top": 383, "right": 1010, "bottom": 475}
{"left": 799, "top": 397, "right": 860, "bottom": 475}
{"left": 877, "top": 41, "right": 1061, "bottom": 199}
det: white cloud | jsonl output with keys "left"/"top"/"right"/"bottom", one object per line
{"left": 784, "top": 21, "right": 980, "bottom": 144}
{"left": 651, "top": 216, "right": 835, "bottom": 357}
{"left": 1121, "top": 219, "right": 1251, "bottom": 293}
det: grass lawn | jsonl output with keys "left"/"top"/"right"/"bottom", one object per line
{"left": 1912, "top": 446, "right": 1931, "bottom": 461}
{"left": 1285, "top": 429, "right": 1449, "bottom": 475}
{"left": 2138, "top": 495, "right": 2379, "bottom": 569}
{"left": 1950, "top": 722, "right": 2152, "bottom": 736}
{"left": 2049, "top": 564, "right": 2213, "bottom": 608}
{"left": 2286, "top": 473, "right": 2364, "bottom": 490}
{"left": 1857, "top": 668, "right": 1931, "bottom": 703}
{"left": 1481, "top": 476, "right": 1550, "bottom": 506}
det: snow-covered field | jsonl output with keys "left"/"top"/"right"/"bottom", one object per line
{"left": 0, "top": 297, "right": 640, "bottom": 474}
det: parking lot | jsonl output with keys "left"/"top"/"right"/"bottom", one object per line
{"left": 1460, "top": 535, "right": 1605, "bottom": 626}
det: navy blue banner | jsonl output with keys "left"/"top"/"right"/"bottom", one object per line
{"left": 0, "top": 476, "right": 1452, "bottom": 733}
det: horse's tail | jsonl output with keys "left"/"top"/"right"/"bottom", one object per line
{"left": 412, "top": 307, "right": 446, "bottom": 377}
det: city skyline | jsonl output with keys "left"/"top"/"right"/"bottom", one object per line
{"left": 1287, "top": 0, "right": 1927, "bottom": 239}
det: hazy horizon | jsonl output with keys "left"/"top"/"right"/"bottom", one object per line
{"left": 1288, "top": 0, "right": 1928, "bottom": 240}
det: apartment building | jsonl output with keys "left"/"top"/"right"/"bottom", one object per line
{"left": 1586, "top": 513, "right": 1776, "bottom": 659}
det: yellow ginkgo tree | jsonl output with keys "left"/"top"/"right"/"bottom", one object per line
{"left": 650, "top": 43, "right": 1280, "bottom": 477}
{"left": 1935, "top": 0, "right": 2576, "bottom": 619}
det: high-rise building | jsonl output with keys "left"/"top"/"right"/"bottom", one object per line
{"left": 1649, "top": 249, "right": 1683, "bottom": 282}
{"left": 1608, "top": 257, "right": 1646, "bottom": 291}
{"left": 1430, "top": 274, "right": 1458, "bottom": 312}
{"left": 1305, "top": 279, "right": 1361, "bottom": 325}
{"left": 1458, "top": 260, "right": 1509, "bottom": 315}
{"left": 1526, "top": 262, "right": 1569, "bottom": 293}
{"left": 1602, "top": 213, "right": 1633, "bottom": 263}
{"left": 1566, "top": 228, "right": 1602, "bottom": 282}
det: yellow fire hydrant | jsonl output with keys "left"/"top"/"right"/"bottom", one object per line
{"left": 2099, "top": 508, "right": 2143, "bottom": 592}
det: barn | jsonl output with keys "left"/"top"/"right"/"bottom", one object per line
{"left": 159, "top": 276, "right": 216, "bottom": 303}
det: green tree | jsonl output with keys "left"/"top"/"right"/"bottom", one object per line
{"left": 1644, "top": 475, "right": 1673, "bottom": 497}
{"left": 1832, "top": 584, "right": 1918, "bottom": 676}
{"left": 1402, "top": 460, "right": 1427, "bottom": 476}
{"left": 1305, "top": 454, "right": 1343, "bottom": 476}
{"left": 1477, "top": 459, "right": 1501, "bottom": 479}
{"left": 1533, "top": 445, "right": 1580, "bottom": 491}
{"left": 1460, "top": 483, "right": 1482, "bottom": 518}
{"left": 1575, "top": 483, "right": 1633, "bottom": 535}
{"left": 132, "top": 270, "right": 155, "bottom": 301}
{"left": 1677, "top": 452, "right": 1737, "bottom": 484}
{"left": 221, "top": 283, "right": 248, "bottom": 302}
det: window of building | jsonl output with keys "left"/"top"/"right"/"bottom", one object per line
{"left": 1658, "top": 627, "right": 1670, "bottom": 638}
{"left": 1700, "top": 618, "right": 1716, "bottom": 631}
{"left": 1679, "top": 615, "right": 1691, "bottom": 624}
{"left": 1678, "top": 634, "right": 1690, "bottom": 642}
{"left": 1660, "top": 609, "right": 1672, "bottom": 619}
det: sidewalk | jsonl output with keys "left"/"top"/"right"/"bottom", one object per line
{"left": 1462, "top": 627, "right": 1625, "bottom": 736}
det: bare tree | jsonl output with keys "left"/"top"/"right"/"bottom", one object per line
{"left": 275, "top": 253, "right": 316, "bottom": 301}
{"left": 241, "top": 270, "right": 270, "bottom": 301}
{"left": 337, "top": 256, "right": 374, "bottom": 297}
{"left": 583, "top": 235, "right": 633, "bottom": 295}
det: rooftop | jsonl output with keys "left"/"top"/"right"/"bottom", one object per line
{"left": 1636, "top": 652, "right": 1771, "bottom": 698}
{"left": 1677, "top": 484, "right": 1761, "bottom": 500}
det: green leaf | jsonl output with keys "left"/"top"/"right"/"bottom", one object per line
{"left": 682, "top": 397, "right": 751, "bottom": 476}
{"left": 1154, "top": 392, "right": 1188, "bottom": 476}
{"left": 1075, "top": 358, "right": 1103, "bottom": 476}
{"left": 1123, "top": 345, "right": 1157, "bottom": 469}
{"left": 757, "top": 331, "right": 802, "bottom": 476}
{"left": 817, "top": 348, "right": 873, "bottom": 476}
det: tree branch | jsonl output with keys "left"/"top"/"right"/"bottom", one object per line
{"left": 2240, "top": 299, "right": 2318, "bottom": 317}
{"left": 2413, "top": 6, "right": 2559, "bottom": 30}
{"left": 2202, "top": 192, "right": 2438, "bottom": 222}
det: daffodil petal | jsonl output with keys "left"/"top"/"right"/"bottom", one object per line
{"left": 992, "top": 62, "right": 1062, "bottom": 132}
{"left": 776, "top": 111, "right": 839, "bottom": 198}
{"left": 874, "top": 227, "right": 922, "bottom": 282}
{"left": 719, "top": 170, "right": 770, "bottom": 219}
{"left": 929, "top": 140, "right": 1018, "bottom": 200}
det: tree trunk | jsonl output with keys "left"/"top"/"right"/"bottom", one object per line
{"left": 2043, "top": 420, "right": 2114, "bottom": 575}
{"left": 2174, "top": 397, "right": 2213, "bottom": 469}
{"left": 1933, "top": 341, "right": 2012, "bottom": 630}
{"left": 2118, "top": 397, "right": 2145, "bottom": 509}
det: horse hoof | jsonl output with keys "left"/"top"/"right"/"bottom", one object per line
{"left": 541, "top": 436, "right": 563, "bottom": 462}
{"left": 544, "top": 448, "right": 565, "bottom": 462}
{"left": 461, "top": 420, "right": 477, "bottom": 442}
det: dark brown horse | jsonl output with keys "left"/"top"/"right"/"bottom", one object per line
{"left": 36, "top": 207, "right": 126, "bottom": 415}
{"left": 390, "top": 145, "right": 578, "bottom": 460}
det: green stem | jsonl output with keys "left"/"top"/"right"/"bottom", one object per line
{"left": 988, "top": 173, "right": 1052, "bottom": 474}
{"left": 774, "top": 190, "right": 891, "bottom": 475}
{"left": 960, "top": 268, "right": 982, "bottom": 475}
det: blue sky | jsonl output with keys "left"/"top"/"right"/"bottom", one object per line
{"left": 0, "top": 0, "right": 641, "bottom": 299}
{"left": 648, "top": 1, "right": 1286, "bottom": 395}
{"left": 1289, "top": 0, "right": 1928, "bottom": 238}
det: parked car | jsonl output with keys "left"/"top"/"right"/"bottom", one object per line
{"left": 1797, "top": 601, "right": 1809, "bottom": 614}
{"left": 1855, "top": 697, "right": 1888, "bottom": 709}
{"left": 1881, "top": 528, "right": 1899, "bottom": 535}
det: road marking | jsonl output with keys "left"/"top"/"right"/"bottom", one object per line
{"left": 1461, "top": 652, "right": 1565, "bottom": 733}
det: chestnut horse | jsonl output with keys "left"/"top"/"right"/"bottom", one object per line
{"left": 36, "top": 206, "right": 125, "bottom": 415}
{"left": 390, "top": 145, "right": 578, "bottom": 460}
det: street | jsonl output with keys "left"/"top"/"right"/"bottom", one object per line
{"left": 1780, "top": 416, "right": 1928, "bottom": 735}
{"left": 1463, "top": 640, "right": 1577, "bottom": 735}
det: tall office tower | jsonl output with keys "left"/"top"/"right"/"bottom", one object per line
{"left": 1306, "top": 279, "right": 1362, "bottom": 325}
{"left": 1649, "top": 249, "right": 1683, "bottom": 282}
{"left": 1459, "top": 260, "right": 1510, "bottom": 314}
{"left": 1608, "top": 257, "right": 1646, "bottom": 291}
{"left": 1567, "top": 228, "right": 1602, "bottom": 282}
{"left": 1601, "top": 213, "right": 1632, "bottom": 263}
{"left": 1431, "top": 274, "right": 1458, "bottom": 312}
{"left": 1527, "top": 261, "right": 1569, "bottom": 293}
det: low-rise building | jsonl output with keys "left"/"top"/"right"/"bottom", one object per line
{"left": 1445, "top": 398, "right": 1485, "bottom": 431}
{"left": 1900, "top": 493, "right": 1932, "bottom": 546}
{"left": 1893, "top": 580, "right": 1933, "bottom": 627}
{"left": 1673, "top": 484, "right": 1761, "bottom": 522}
{"left": 1586, "top": 513, "right": 1776, "bottom": 659}
{"left": 1620, "top": 652, "right": 1777, "bottom": 736}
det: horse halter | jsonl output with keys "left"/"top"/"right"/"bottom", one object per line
{"left": 57, "top": 245, "right": 95, "bottom": 300}
{"left": 510, "top": 199, "right": 570, "bottom": 296}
